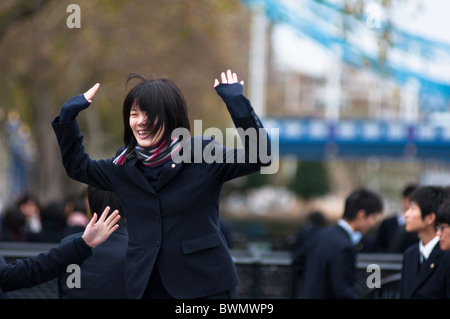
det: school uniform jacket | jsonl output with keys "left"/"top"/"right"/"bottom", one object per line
{"left": 0, "top": 237, "right": 92, "bottom": 298}
{"left": 399, "top": 242, "right": 450, "bottom": 299}
{"left": 52, "top": 83, "right": 271, "bottom": 299}
{"left": 300, "top": 224, "right": 358, "bottom": 299}
{"left": 57, "top": 226, "right": 129, "bottom": 299}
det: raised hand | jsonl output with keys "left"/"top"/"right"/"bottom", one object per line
{"left": 81, "top": 206, "right": 120, "bottom": 248}
{"left": 214, "top": 69, "right": 244, "bottom": 87}
{"left": 84, "top": 83, "right": 100, "bottom": 103}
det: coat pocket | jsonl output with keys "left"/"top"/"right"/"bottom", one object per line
{"left": 182, "top": 232, "right": 220, "bottom": 254}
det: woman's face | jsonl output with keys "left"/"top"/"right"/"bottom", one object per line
{"left": 129, "top": 104, "right": 164, "bottom": 148}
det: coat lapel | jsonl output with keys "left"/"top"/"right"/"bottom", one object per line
{"left": 123, "top": 157, "right": 184, "bottom": 194}
{"left": 155, "top": 160, "right": 183, "bottom": 191}
{"left": 124, "top": 158, "right": 157, "bottom": 195}
{"left": 412, "top": 244, "right": 442, "bottom": 294}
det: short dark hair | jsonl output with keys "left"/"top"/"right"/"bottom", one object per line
{"left": 87, "top": 186, "right": 123, "bottom": 219}
{"left": 122, "top": 74, "right": 190, "bottom": 149}
{"left": 402, "top": 183, "right": 418, "bottom": 198}
{"left": 342, "top": 188, "right": 383, "bottom": 221}
{"left": 409, "top": 185, "right": 446, "bottom": 220}
{"left": 437, "top": 200, "right": 450, "bottom": 225}
{"left": 1, "top": 206, "right": 25, "bottom": 233}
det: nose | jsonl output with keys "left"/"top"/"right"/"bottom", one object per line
{"left": 138, "top": 114, "right": 148, "bottom": 126}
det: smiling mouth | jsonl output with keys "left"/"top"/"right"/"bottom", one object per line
{"left": 137, "top": 130, "right": 151, "bottom": 139}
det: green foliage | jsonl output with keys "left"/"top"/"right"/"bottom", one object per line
{"left": 242, "top": 171, "right": 271, "bottom": 190}
{"left": 288, "top": 161, "right": 330, "bottom": 200}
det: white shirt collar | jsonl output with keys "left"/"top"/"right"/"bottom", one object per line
{"left": 337, "top": 219, "right": 362, "bottom": 245}
{"left": 397, "top": 213, "right": 405, "bottom": 226}
{"left": 419, "top": 235, "right": 440, "bottom": 260}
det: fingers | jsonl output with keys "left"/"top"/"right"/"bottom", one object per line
{"left": 105, "top": 210, "right": 120, "bottom": 229}
{"left": 106, "top": 213, "right": 120, "bottom": 235}
{"left": 88, "top": 213, "right": 98, "bottom": 227}
{"left": 228, "top": 70, "right": 237, "bottom": 83}
{"left": 221, "top": 72, "right": 227, "bottom": 84}
{"left": 215, "top": 69, "right": 243, "bottom": 87}
{"left": 222, "top": 70, "right": 236, "bottom": 84}
{"left": 98, "top": 206, "right": 110, "bottom": 223}
{"left": 84, "top": 83, "right": 100, "bottom": 103}
{"left": 109, "top": 224, "right": 119, "bottom": 235}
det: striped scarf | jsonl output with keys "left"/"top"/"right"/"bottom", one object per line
{"left": 113, "top": 138, "right": 182, "bottom": 167}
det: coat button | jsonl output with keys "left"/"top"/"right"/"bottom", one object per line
{"left": 155, "top": 241, "right": 160, "bottom": 247}
{"left": 155, "top": 216, "right": 160, "bottom": 222}
{"left": 171, "top": 163, "right": 176, "bottom": 168}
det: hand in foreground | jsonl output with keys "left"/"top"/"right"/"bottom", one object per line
{"left": 81, "top": 207, "right": 120, "bottom": 248}
{"left": 84, "top": 83, "right": 100, "bottom": 103}
{"left": 214, "top": 69, "right": 244, "bottom": 87}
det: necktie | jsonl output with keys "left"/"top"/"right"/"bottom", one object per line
{"left": 418, "top": 253, "right": 425, "bottom": 273}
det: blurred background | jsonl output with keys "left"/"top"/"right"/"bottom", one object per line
{"left": 1, "top": 0, "right": 450, "bottom": 255}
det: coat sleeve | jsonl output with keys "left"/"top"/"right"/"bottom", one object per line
{"left": 0, "top": 237, "right": 92, "bottom": 292}
{"left": 200, "top": 83, "right": 272, "bottom": 182}
{"left": 52, "top": 96, "right": 118, "bottom": 191}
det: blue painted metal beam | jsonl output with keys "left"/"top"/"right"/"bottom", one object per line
{"left": 264, "top": 117, "right": 450, "bottom": 161}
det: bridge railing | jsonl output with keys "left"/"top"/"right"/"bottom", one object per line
{"left": 0, "top": 242, "right": 403, "bottom": 299}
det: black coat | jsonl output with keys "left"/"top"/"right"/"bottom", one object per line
{"left": 0, "top": 237, "right": 92, "bottom": 298}
{"left": 399, "top": 242, "right": 450, "bottom": 298}
{"left": 375, "top": 215, "right": 418, "bottom": 253}
{"left": 52, "top": 83, "right": 271, "bottom": 298}
{"left": 57, "top": 226, "right": 129, "bottom": 299}
{"left": 300, "top": 225, "right": 358, "bottom": 299}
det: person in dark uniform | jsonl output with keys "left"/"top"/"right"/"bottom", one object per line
{"left": 399, "top": 186, "right": 450, "bottom": 299}
{"left": 300, "top": 188, "right": 383, "bottom": 299}
{"left": 375, "top": 183, "right": 418, "bottom": 253}
{"left": 52, "top": 69, "right": 271, "bottom": 299}
{"left": 0, "top": 206, "right": 120, "bottom": 298}
{"left": 58, "top": 186, "right": 128, "bottom": 299}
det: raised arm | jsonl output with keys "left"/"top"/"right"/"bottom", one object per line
{"left": 52, "top": 84, "right": 117, "bottom": 190}
{"left": 0, "top": 206, "right": 120, "bottom": 292}
{"left": 209, "top": 69, "right": 272, "bottom": 181}
{"left": 58, "top": 83, "right": 100, "bottom": 123}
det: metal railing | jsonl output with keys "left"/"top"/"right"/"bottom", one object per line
{"left": 0, "top": 242, "right": 403, "bottom": 299}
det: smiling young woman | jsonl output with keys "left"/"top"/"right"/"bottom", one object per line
{"left": 52, "top": 69, "right": 271, "bottom": 299}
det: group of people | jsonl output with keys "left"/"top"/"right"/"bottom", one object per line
{"left": 0, "top": 69, "right": 271, "bottom": 299}
{"left": 293, "top": 184, "right": 450, "bottom": 299}
{"left": 2, "top": 68, "right": 450, "bottom": 299}
{"left": 0, "top": 194, "right": 120, "bottom": 298}
{"left": 0, "top": 192, "right": 91, "bottom": 243}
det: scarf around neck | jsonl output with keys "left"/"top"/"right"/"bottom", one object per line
{"left": 113, "top": 138, "right": 182, "bottom": 168}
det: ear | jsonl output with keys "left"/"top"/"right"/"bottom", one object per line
{"left": 424, "top": 212, "right": 436, "bottom": 226}
{"left": 356, "top": 209, "right": 366, "bottom": 220}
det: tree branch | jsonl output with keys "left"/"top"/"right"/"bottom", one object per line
{"left": 0, "top": 0, "right": 52, "bottom": 41}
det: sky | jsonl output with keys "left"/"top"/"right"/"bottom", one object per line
{"left": 390, "top": 0, "right": 450, "bottom": 45}
{"left": 271, "top": 0, "right": 450, "bottom": 86}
